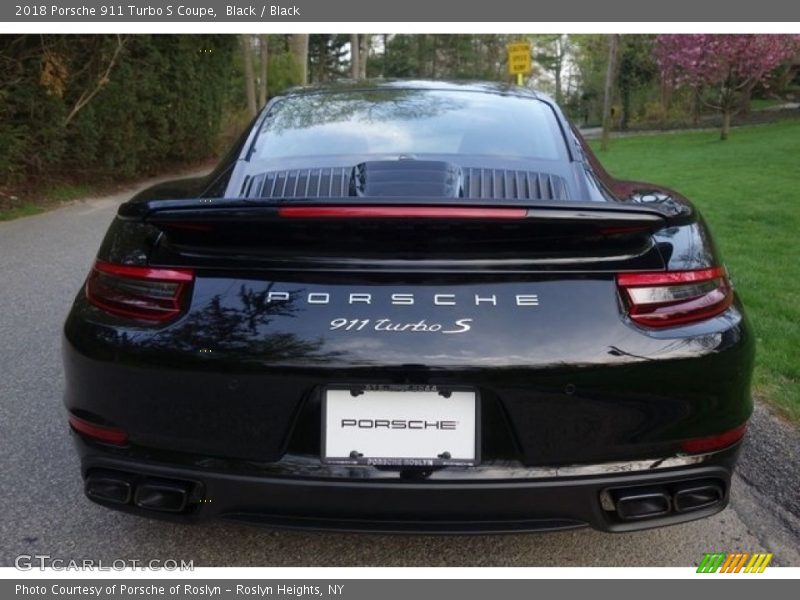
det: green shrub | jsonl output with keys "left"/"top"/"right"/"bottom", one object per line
{"left": 0, "top": 35, "right": 237, "bottom": 188}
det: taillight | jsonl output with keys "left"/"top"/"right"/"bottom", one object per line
{"left": 616, "top": 266, "right": 733, "bottom": 328}
{"left": 680, "top": 423, "right": 747, "bottom": 454}
{"left": 69, "top": 415, "right": 128, "bottom": 446}
{"left": 85, "top": 260, "right": 194, "bottom": 322}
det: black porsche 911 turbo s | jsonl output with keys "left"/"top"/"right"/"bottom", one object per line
{"left": 63, "top": 80, "right": 754, "bottom": 533}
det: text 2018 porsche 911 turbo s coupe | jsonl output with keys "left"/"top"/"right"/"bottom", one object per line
{"left": 63, "top": 80, "right": 754, "bottom": 533}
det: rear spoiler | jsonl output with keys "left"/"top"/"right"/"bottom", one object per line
{"left": 118, "top": 197, "right": 692, "bottom": 231}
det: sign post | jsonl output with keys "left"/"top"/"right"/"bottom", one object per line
{"left": 506, "top": 41, "right": 532, "bottom": 86}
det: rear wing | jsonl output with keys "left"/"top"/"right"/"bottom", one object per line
{"left": 118, "top": 197, "right": 692, "bottom": 231}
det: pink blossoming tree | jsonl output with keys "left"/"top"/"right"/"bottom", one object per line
{"left": 655, "top": 35, "right": 798, "bottom": 140}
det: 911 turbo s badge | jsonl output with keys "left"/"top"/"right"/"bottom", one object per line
{"left": 330, "top": 317, "right": 473, "bottom": 334}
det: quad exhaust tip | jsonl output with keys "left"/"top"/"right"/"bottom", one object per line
{"left": 609, "top": 480, "right": 725, "bottom": 522}
{"left": 84, "top": 471, "right": 134, "bottom": 505}
{"left": 134, "top": 479, "right": 190, "bottom": 513}
{"left": 614, "top": 489, "right": 671, "bottom": 521}
{"left": 85, "top": 470, "right": 194, "bottom": 514}
{"left": 674, "top": 484, "right": 723, "bottom": 513}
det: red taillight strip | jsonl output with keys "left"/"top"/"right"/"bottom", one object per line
{"left": 617, "top": 266, "right": 727, "bottom": 287}
{"left": 277, "top": 206, "right": 528, "bottom": 219}
{"left": 84, "top": 292, "right": 184, "bottom": 322}
{"left": 630, "top": 290, "right": 733, "bottom": 328}
{"left": 680, "top": 423, "right": 747, "bottom": 454}
{"left": 93, "top": 260, "right": 193, "bottom": 282}
{"left": 85, "top": 260, "right": 194, "bottom": 322}
{"left": 69, "top": 415, "right": 128, "bottom": 445}
{"left": 616, "top": 266, "right": 733, "bottom": 328}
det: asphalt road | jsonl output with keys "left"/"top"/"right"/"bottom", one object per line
{"left": 1, "top": 175, "right": 798, "bottom": 568}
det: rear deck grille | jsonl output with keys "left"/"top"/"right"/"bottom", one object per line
{"left": 240, "top": 166, "right": 568, "bottom": 201}
{"left": 462, "top": 168, "right": 567, "bottom": 201}
{"left": 242, "top": 168, "right": 352, "bottom": 199}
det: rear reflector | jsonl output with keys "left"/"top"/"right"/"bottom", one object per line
{"left": 85, "top": 260, "right": 194, "bottom": 322}
{"left": 277, "top": 206, "right": 528, "bottom": 219}
{"left": 69, "top": 415, "right": 128, "bottom": 445}
{"left": 680, "top": 423, "right": 747, "bottom": 454}
{"left": 616, "top": 266, "right": 733, "bottom": 328}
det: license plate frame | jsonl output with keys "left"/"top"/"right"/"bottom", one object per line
{"left": 321, "top": 384, "right": 480, "bottom": 467}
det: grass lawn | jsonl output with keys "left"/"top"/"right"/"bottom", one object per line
{"left": 749, "top": 97, "right": 791, "bottom": 111}
{"left": 591, "top": 120, "right": 800, "bottom": 421}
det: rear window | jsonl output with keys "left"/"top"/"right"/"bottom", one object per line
{"left": 253, "top": 89, "right": 566, "bottom": 161}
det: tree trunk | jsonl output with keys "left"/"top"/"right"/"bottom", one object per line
{"left": 314, "top": 37, "right": 327, "bottom": 83}
{"left": 359, "top": 35, "right": 369, "bottom": 79}
{"left": 740, "top": 82, "right": 755, "bottom": 117}
{"left": 431, "top": 35, "right": 437, "bottom": 78}
{"left": 554, "top": 64, "right": 562, "bottom": 105}
{"left": 660, "top": 78, "right": 673, "bottom": 113}
{"left": 620, "top": 84, "right": 630, "bottom": 131}
{"left": 488, "top": 39, "right": 499, "bottom": 79}
{"left": 257, "top": 35, "right": 268, "bottom": 108}
{"left": 416, "top": 36, "right": 426, "bottom": 77}
{"left": 721, "top": 109, "right": 732, "bottom": 141}
{"left": 600, "top": 34, "right": 619, "bottom": 152}
{"left": 350, "top": 34, "right": 360, "bottom": 79}
{"left": 289, "top": 34, "right": 309, "bottom": 85}
{"left": 691, "top": 87, "right": 701, "bottom": 127}
{"left": 241, "top": 35, "right": 257, "bottom": 118}
{"left": 382, "top": 34, "right": 388, "bottom": 77}
{"left": 553, "top": 36, "right": 564, "bottom": 105}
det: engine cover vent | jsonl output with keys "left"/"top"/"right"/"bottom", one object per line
{"left": 241, "top": 161, "right": 569, "bottom": 201}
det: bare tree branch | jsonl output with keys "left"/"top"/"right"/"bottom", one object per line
{"left": 64, "top": 34, "right": 126, "bottom": 126}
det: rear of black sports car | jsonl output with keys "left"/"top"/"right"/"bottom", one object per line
{"left": 62, "top": 81, "right": 754, "bottom": 533}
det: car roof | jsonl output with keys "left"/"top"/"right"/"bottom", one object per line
{"left": 279, "top": 79, "right": 546, "bottom": 101}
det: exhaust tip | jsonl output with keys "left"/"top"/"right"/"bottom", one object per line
{"left": 674, "top": 484, "right": 723, "bottom": 513}
{"left": 133, "top": 478, "right": 190, "bottom": 513}
{"left": 613, "top": 488, "right": 671, "bottom": 521}
{"left": 85, "top": 471, "right": 134, "bottom": 505}
{"left": 604, "top": 478, "right": 728, "bottom": 524}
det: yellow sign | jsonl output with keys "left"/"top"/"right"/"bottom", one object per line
{"left": 507, "top": 42, "right": 532, "bottom": 76}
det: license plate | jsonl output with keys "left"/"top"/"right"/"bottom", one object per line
{"left": 322, "top": 386, "right": 479, "bottom": 467}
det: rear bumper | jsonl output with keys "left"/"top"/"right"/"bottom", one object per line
{"left": 75, "top": 435, "right": 741, "bottom": 534}
{"left": 63, "top": 318, "right": 755, "bottom": 467}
